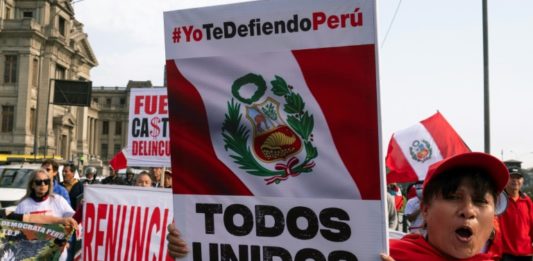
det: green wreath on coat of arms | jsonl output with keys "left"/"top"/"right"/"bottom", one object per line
{"left": 222, "top": 73, "right": 318, "bottom": 185}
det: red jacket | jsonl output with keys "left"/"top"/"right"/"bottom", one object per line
{"left": 390, "top": 234, "right": 498, "bottom": 261}
{"left": 497, "top": 192, "right": 533, "bottom": 256}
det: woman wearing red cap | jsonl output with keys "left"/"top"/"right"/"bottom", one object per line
{"left": 381, "top": 152, "right": 509, "bottom": 261}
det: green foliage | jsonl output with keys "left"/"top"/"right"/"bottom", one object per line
{"left": 271, "top": 75, "right": 290, "bottom": 96}
{"left": 222, "top": 99, "right": 280, "bottom": 177}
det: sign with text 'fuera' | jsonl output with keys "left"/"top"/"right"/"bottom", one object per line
{"left": 126, "top": 87, "right": 171, "bottom": 167}
{"left": 164, "top": 0, "right": 386, "bottom": 260}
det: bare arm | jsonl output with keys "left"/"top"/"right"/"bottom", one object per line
{"left": 23, "top": 215, "right": 78, "bottom": 230}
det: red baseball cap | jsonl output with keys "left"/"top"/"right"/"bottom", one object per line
{"left": 423, "top": 152, "right": 509, "bottom": 194}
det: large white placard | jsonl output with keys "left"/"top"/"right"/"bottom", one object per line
{"left": 83, "top": 185, "right": 173, "bottom": 261}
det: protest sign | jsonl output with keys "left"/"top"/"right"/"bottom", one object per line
{"left": 82, "top": 185, "right": 173, "bottom": 261}
{"left": 164, "top": 0, "right": 386, "bottom": 260}
{"left": 0, "top": 218, "right": 73, "bottom": 260}
{"left": 125, "top": 88, "right": 171, "bottom": 167}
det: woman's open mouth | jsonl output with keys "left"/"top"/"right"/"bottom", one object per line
{"left": 455, "top": 226, "right": 473, "bottom": 242}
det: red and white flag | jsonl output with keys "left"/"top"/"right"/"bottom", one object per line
{"left": 164, "top": 1, "right": 386, "bottom": 259}
{"left": 385, "top": 112, "right": 470, "bottom": 183}
{"left": 108, "top": 149, "right": 127, "bottom": 171}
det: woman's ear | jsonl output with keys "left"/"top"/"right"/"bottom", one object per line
{"left": 421, "top": 202, "right": 429, "bottom": 220}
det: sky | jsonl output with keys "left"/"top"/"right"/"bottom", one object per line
{"left": 75, "top": 0, "right": 533, "bottom": 168}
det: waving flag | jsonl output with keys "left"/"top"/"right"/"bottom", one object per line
{"left": 108, "top": 149, "right": 127, "bottom": 171}
{"left": 386, "top": 112, "right": 470, "bottom": 183}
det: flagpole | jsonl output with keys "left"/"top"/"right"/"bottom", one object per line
{"left": 483, "top": 0, "right": 490, "bottom": 153}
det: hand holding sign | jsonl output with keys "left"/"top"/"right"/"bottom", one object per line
{"left": 167, "top": 223, "right": 190, "bottom": 258}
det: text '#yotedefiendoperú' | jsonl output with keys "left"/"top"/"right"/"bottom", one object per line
{"left": 171, "top": 8, "right": 363, "bottom": 44}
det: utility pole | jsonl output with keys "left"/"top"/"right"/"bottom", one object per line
{"left": 482, "top": 0, "right": 490, "bottom": 153}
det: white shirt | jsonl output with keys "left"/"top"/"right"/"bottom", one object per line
{"left": 404, "top": 197, "right": 424, "bottom": 231}
{"left": 15, "top": 194, "right": 75, "bottom": 218}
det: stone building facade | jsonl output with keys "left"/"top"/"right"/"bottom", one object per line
{"left": 0, "top": 1, "right": 161, "bottom": 172}
{"left": 0, "top": 0, "right": 97, "bottom": 161}
{"left": 91, "top": 80, "right": 155, "bottom": 163}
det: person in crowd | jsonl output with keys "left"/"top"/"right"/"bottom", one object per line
{"left": 15, "top": 168, "right": 76, "bottom": 260}
{"left": 136, "top": 171, "right": 153, "bottom": 187}
{"left": 60, "top": 164, "right": 84, "bottom": 211}
{"left": 42, "top": 159, "right": 71, "bottom": 205}
{"left": 123, "top": 168, "right": 136, "bottom": 185}
{"left": 82, "top": 167, "right": 100, "bottom": 185}
{"left": 381, "top": 152, "right": 509, "bottom": 260}
{"left": 387, "top": 183, "right": 404, "bottom": 212}
{"left": 151, "top": 167, "right": 163, "bottom": 187}
{"left": 101, "top": 167, "right": 126, "bottom": 185}
{"left": 387, "top": 193, "right": 398, "bottom": 230}
{"left": 166, "top": 152, "right": 509, "bottom": 260}
{"left": 497, "top": 168, "right": 533, "bottom": 260}
{"left": 164, "top": 170, "right": 173, "bottom": 189}
{"left": 15, "top": 168, "right": 75, "bottom": 218}
{"left": 406, "top": 183, "right": 418, "bottom": 201}
{"left": 404, "top": 182, "right": 424, "bottom": 234}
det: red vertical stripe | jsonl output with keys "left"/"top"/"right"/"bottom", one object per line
{"left": 166, "top": 60, "right": 252, "bottom": 196}
{"left": 421, "top": 112, "right": 470, "bottom": 158}
{"left": 293, "top": 45, "right": 381, "bottom": 200}
{"left": 385, "top": 136, "right": 419, "bottom": 183}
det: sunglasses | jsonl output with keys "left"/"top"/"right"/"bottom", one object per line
{"left": 33, "top": 179, "right": 51, "bottom": 186}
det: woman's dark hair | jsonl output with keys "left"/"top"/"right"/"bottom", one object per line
{"left": 422, "top": 167, "right": 498, "bottom": 205}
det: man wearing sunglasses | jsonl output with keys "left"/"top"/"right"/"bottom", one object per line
{"left": 41, "top": 159, "right": 71, "bottom": 205}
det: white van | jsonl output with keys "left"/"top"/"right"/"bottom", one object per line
{"left": 0, "top": 163, "right": 41, "bottom": 209}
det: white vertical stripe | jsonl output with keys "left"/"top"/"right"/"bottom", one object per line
{"left": 394, "top": 123, "right": 443, "bottom": 181}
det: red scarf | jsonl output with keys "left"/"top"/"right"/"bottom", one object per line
{"left": 390, "top": 234, "right": 498, "bottom": 261}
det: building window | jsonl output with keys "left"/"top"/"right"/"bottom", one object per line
{"left": 4, "top": 55, "right": 18, "bottom": 84}
{"left": 23, "top": 11, "right": 33, "bottom": 18}
{"left": 1, "top": 106, "right": 14, "bottom": 133}
{"left": 114, "top": 144, "right": 121, "bottom": 155}
{"left": 58, "top": 16, "right": 66, "bottom": 36}
{"left": 115, "top": 121, "right": 122, "bottom": 135}
{"left": 102, "top": 121, "right": 109, "bottom": 135}
{"left": 30, "top": 108, "right": 36, "bottom": 134}
{"left": 32, "top": 58, "right": 39, "bottom": 86}
{"left": 120, "top": 98, "right": 126, "bottom": 105}
{"left": 55, "top": 64, "right": 66, "bottom": 79}
{"left": 92, "top": 97, "right": 98, "bottom": 104}
{"left": 106, "top": 98, "right": 111, "bottom": 105}
{"left": 101, "top": 143, "right": 108, "bottom": 159}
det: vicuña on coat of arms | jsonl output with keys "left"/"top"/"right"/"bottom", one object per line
{"left": 222, "top": 73, "right": 318, "bottom": 185}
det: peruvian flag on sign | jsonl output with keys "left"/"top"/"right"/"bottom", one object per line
{"left": 164, "top": 1, "right": 387, "bottom": 259}
{"left": 164, "top": 1, "right": 380, "bottom": 200}
{"left": 385, "top": 112, "right": 470, "bottom": 183}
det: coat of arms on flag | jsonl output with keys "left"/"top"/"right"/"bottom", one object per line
{"left": 222, "top": 74, "right": 317, "bottom": 185}
{"left": 386, "top": 112, "right": 470, "bottom": 183}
